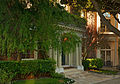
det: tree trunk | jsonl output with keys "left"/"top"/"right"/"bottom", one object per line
{"left": 90, "top": 0, "right": 120, "bottom": 37}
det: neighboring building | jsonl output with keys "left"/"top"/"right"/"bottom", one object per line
{"left": 83, "top": 11, "right": 119, "bottom": 66}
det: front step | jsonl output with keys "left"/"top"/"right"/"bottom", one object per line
{"left": 64, "top": 68, "right": 79, "bottom": 73}
{"left": 62, "top": 65, "right": 75, "bottom": 69}
{"left": 64, "top": 66, "right": 75, "bottom": 69}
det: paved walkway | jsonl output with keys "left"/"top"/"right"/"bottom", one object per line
{"left": 95, "top": 77, "right": 120, "bottom": 84}
{"left": 64, "top": 69, "right": 120, "bottom": 84}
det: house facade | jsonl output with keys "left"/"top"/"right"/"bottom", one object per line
{"left": 48, "top": 25, "right": 84, "bottom": 73}
{"left": 0, "top": 0, "right": 85, "bottom": 74}
{"left": 84, "top": 11, "right": 119, "bottom": 66}
{"left": 57, "top": 0, "right": 119, "bottom": 67}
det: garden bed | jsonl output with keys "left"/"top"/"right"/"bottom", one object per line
{"left": 88, "top": 69, "right": 118, "bottom": 75}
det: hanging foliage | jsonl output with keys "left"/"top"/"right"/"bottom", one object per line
{"left": 61, "top": 32, "right": 81, "bottom": 54}
{"left": 0, "top": 0, "right": 86, "bottom": 58}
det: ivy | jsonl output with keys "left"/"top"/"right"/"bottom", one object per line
{"left": 0, "top": 0, "right": 86, "bottom": 58}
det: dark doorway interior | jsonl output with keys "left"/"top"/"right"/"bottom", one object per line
{"left": 62, "top": 50, "right": 65, "bottom": 65}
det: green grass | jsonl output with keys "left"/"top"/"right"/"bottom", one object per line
{"left": 13, "top": 78, "right": 64, "bottom": 84}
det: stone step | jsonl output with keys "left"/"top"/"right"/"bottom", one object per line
{"left": 64, "top": 69, "right": 79, "bottom": 72}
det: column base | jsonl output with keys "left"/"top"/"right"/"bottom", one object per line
{"left": 77, "top": 65, "right": 84, "bottom": 70}
{"left": 55, "top": 67, "right": 64, "bottom": 73}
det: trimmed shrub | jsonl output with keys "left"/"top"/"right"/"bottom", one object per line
{"left": 94, "top": 58, "right": 104, "bottom": 68}
{"left": 88, "top": 58, "right": 104, "bottom": 69}
{"left": 51, "top": 73, "right": 64, "bottom": 79}
{"left": 0, "top": 58, "right": 56, "bottom": 80}
{"left": 0, "top": 69, "right": 15, "bottom": 84}
{"left": 82, "top": 60, "right": 90, "bottom": 70}
{"left": 82, "top": 58, "right": 104, "bottom": 70}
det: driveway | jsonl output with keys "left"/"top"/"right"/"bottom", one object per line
{"left": 64, "top": 69, "right": 120, "bottom": 84}
{"left": 95, "top": 77, "right": 120, "bottom": 84}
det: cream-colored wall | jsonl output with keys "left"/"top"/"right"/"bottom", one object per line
{"left": 97, "top": 13, "right": 101, "bottom": 32}
{"left": 102, "top": 36, "right": 119, "bottom": 66}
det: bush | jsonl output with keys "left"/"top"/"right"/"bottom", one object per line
{"left": 51, "top": 73, "right": 75, "bottom": 84}
{"left": 0, "top": 58, "right": 56, "bottom": 80}
{"left": 64, "top": 78, "right": 75, "bottom": 84}
{"left": 94, "top": 58, "right": 104, "bottom": 68}
{"left": 89, "top": 58, "right": 103, "bottom": 69}
{"left": 0, "top": 69, "right": 15, "bottom": 84}
{"left": 51, "top": 73, "right": 64, "bottom": 78}
{"left": 82, "top": 58, "right": 103, "bottom": 70}
{"left": 82, "top": 60, "right": 90, "bottom": 70}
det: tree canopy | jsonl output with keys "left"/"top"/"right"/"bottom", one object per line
{"left": 61, "top": 0, "right": 120, "bottom": 36}
{"left": 0, "top": 0, "right": 86, "bottom": 58}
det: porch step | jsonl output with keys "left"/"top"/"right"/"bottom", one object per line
{"left": 64, "top": 66, "right": 75, "bottom": 69}
{"left": 64, "top": 69, "right": 85, "bottom": 76}
{"left": 64, "top": 69, "right": 80, "bottom": 73}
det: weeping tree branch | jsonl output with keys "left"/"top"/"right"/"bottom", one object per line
{"left": 0, "top": 19, "right": 7, "bottom": 24}
{"left": 113, "top": 13, "right": 120, "bottom": 24}
{"left": 90, "top": 0, "right": 120, "bottom": 37}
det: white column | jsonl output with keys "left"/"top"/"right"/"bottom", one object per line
{"left": 56, "top": 50, "right": 64, "bottom": 73}
{"left": 76, "top": 44, "right": 79, "bottom": 67}
{"left": 57, "top": 51, "right": 62, "bottom": 68}
{"left": 77, "top": 43, "right": 84, "bottom": 70}
{"left": 48, "top": 48, "right": 52, "bottom": 58}
{"left": 71, "top": 52, "right": 74, "bottom": 66}
{"left": 34, "top": 44, "right": 38, "bottom": 60}
{"left": 53, "top": 49, "right": 57, "bottom": 67}
{"left": 69, "top": 53, "right": 71, "bottom": 66}
{"left": 65, "top": 54, "right": 68, "bottom": 65}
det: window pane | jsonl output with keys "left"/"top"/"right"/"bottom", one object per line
{"left": 101, "top": 51, "right": 105, "bottom": 61}
{"left": 106, "top": 51, "right": 111, "bottom": 61}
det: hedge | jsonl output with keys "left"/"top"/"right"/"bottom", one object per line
{"left": 0, "top": 58, "right": 56, "bottom": 83}
{"left": 82, "top": 58, "right": 104, "bottom": 70}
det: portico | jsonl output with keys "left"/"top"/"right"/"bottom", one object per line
{"left": 48, "top": 25, "right": 84, "bottom": 73}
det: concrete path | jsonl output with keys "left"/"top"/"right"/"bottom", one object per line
{"left": 95, "top": 77, "right": 120, "bottom": 84}
{"left": 64, "top": 69, "right": 120, "bottom": 84}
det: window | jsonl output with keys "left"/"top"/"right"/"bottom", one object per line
{"left": 100, "top": 19, "right": 111, "bottom": 32}
{"left": 101, "top": 45, "right": 112, "bottom": 66}
{"left": 100, "top": 12, "right": 111, "bottom": 32}
{"left": 21, "top": 50, "right": 34, "bottom": 60}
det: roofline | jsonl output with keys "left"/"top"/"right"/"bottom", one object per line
{"left": 58, "top": 24, "right": 85, "bottom": 33}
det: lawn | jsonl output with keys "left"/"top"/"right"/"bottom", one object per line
{"left": 13, "top": 78, "right": 64, "bottom": 84}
